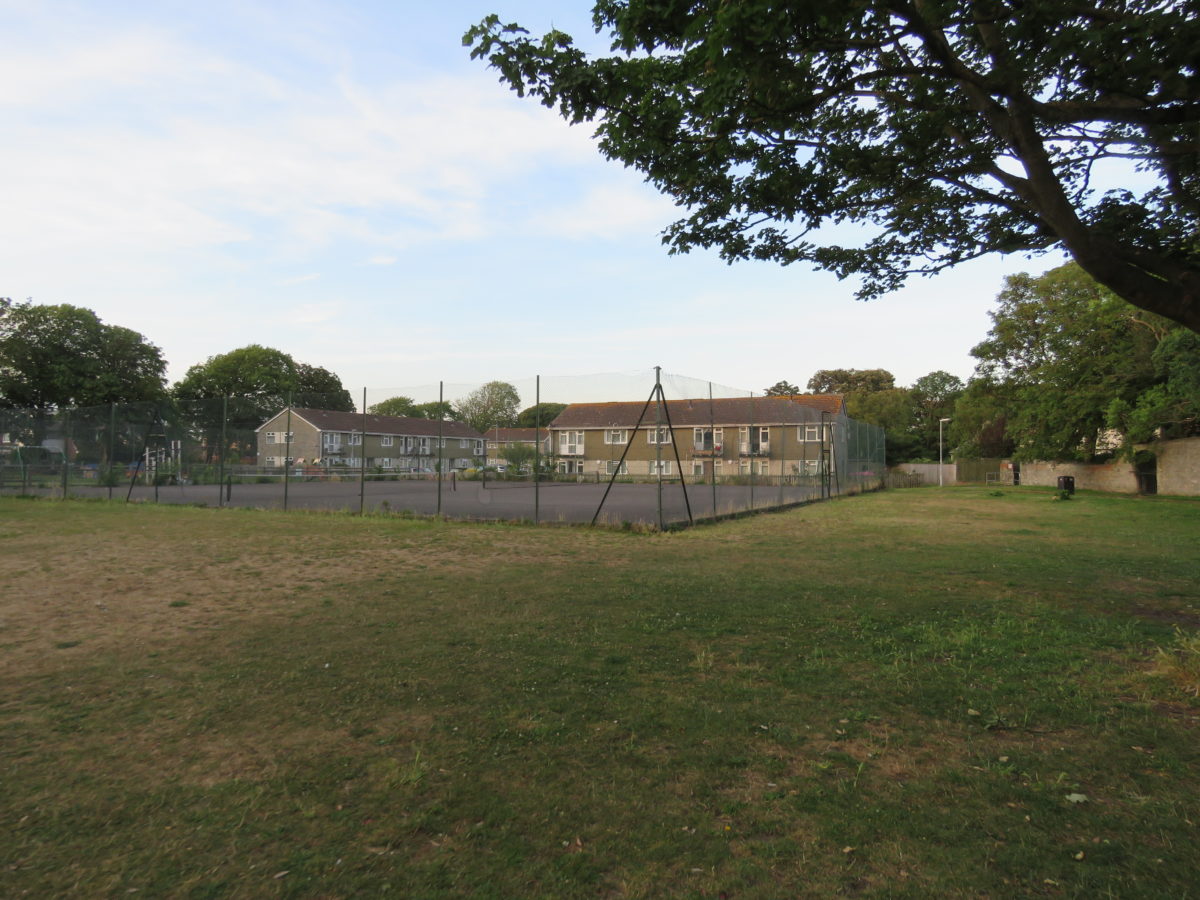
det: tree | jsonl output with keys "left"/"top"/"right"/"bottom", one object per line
{"left": 968, "top": 262, "right": 1172, "bottom": 460}
{"left": 0, "top": 299, "right": 166, "bottom": 409}
{"left": 910, "top": 370, "right": 965, "bottom": 459}
{"left": 172, "top": 345, "right": 354, "bottom": 412}
{"left": 764, "top": 380, "right": 800, "bottom": 396}
{"left": 845, "top": 388, "right": 919, "bottom": 465}
{"left": 517, "top": 402, "right": 567, "bottom": 427}
{"left": 172, "top": 345, "right": 354, "bottom": 463}
{"left": 807, "top": 369, "right": 895, "bottom": 395}
{"left": 467, "top": 3, "right": 1200, "bottom": 332}
{"left": 499, "top": 442, "right": 538, "bottom": 473}
{"left": 411, "top": 401, "right": 460, "bottom": 421}
{"left": 369, "top": 396, "right": 418, "bottom": 417}
{"left": 454, "top": 381, "right": 521, "bottom": 433}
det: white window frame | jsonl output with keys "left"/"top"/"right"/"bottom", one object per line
{"left": 604, "top": 429, "right": 628, "bottom": 445}
{"left": 691, "top": 460, "right": 705, "bottom": 476}
{"left": 265, "top": 432, "right": 277, "bottom": 444}
{"left": 380, "top": 435, "right": 393, "bottom": 447}
{"left": 474, "top": 440, "right": 483, "bottom": 455}
{"left": 558, "top": 458, "right": 584, "bottom": 475}
{"left": 349, "top": 432, "right": 362, "bottom": 446}
{"left": 559, "top": 431, "right": 584, "bottom": 455}
{"left": 265, "top": 455, "right": 276, "bottom": 465}
{"left": 692, "top": 427, "right": 723, "bottom": 451}
{"left": 646, "top": 427, "right": 672, "bottom": 445}
{"left": 417, "top": 437, "right": 430, "bottom": 454}
{"left": 378, "top": 458, "right": 392, "bottom": 468}
{"left": 648, "top": 460, "right": 673, "bottom": 476}
{"left": 605, "top": 460, "right": 628, "bottom": 475}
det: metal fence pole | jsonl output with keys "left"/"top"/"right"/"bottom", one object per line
{"left": 360, "top": 388, "right": 368, "bottom": 516}
{"left": 778, "top": 409, "right": 787, "bottom": 507}
{"left": 218, "top": 396, "right": 228, "bottom": 507}
{"left": 709, "top": 382, "right": 717, "bottom": 518}
{"left": 283, "top": 399, "right": 292, "bottom": 512}
{"left": 655, "top": 366, "right": 663, "bottom": 530}
{"left": 534, "top": 375, "right": 541, "bottom": 525}
{"left": 61, "top": 409, "right": 71, "bottom": 499}
{"left": 437, "top": 381, "right": 444, "bottom": 517}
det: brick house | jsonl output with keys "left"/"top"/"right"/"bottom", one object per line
{"left": 256, "top": 408, "right": 485, "bottom": 472}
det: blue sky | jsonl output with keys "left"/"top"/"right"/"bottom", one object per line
{"left": 2, "top": 0, "right": 1066, "bottom": 406}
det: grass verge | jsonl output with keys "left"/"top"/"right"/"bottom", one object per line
{"left": 1, "top": 487, "right": 1198, "bottom": 898}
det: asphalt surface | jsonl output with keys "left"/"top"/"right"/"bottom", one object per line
{"left": 35, "top": 478, "right": 831, "bottom": 525}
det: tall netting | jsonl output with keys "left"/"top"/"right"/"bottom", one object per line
{"left": 0, "top": 369, "right": 885, "bottom": 526}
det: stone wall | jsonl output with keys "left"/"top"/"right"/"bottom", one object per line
{"left": 1020, "top": 436, "right": 1200, "bottom": 496}
{"left": 1020, "top": 459, "right": 1140, "bottom": 493}
{"left": 1156, "top": 436, "right": 1200, "bottom": 496}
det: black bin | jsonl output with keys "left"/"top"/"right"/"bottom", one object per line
{"left": 1057, "top": 475, "right": 1075, "bottom": 494}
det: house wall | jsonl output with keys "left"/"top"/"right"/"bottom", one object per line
{"left": 258, "top": 414, "right": 321, "bottom": 465}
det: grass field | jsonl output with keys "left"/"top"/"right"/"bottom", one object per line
{"left": 2, "top": 487, "right": 1198, "bottom": 898}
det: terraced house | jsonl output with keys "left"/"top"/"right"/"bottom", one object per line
{"left": 256, "top": 408, "right": 485, "bottom": 472}
{"left": 547, "top": 395, "right": 849, "bottom": 480}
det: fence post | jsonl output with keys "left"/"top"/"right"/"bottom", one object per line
{"left": 436, "top": 381, "right": 444, "bottom": 517}
{"left": 61, "top": 409, "right": 71, "bottom": 499}
{"left": 218, "top": 396, "right": 228, "bottom": 507}
{"left": 360, "top": 388, "right": 367, "bottom": 516}
{"left": 283, "top": 398, "right": 292, "bottom": 512}
{"left": 534, "top": 375, "right": 541, "bottom": 525}
{"left": 655, "top": 366, "right": 663, "bottom": 531}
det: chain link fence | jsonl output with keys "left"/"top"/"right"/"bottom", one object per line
{"left": 1, "top": 368, "right": 885, "bottom": 527}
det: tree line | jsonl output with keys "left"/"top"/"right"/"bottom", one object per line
{"left": 5, "top": 260, "right": 1198, "bottom": 463}
{"left": 765, "top": 263, "right": 1200, "bottom": 464}
{"left": 0, "top": 299, "right": 565, "bottom": 437}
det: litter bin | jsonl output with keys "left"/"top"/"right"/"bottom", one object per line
{"left": 1057, "top": 475, "right": 1075, "bottom": 494}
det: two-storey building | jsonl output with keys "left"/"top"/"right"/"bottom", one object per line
{"left": 256, "top": 408, "right": 485, "bottom": 472}
{"left": 547, "top": 395, "right": 846, "bottom": 479}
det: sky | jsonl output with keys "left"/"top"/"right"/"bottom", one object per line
{"left": 2, "top": 0, "right": 1068, "bottom": 407}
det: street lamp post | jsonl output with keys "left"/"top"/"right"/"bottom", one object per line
{"left": 939, "top": 417, "right": 952, "bottom": 486}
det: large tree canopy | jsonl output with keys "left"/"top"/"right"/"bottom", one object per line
{"left": 958, "top": 262, "right": 1197, "bottom": 460}
{"left": 467, "top": 1, "right": 1200, "bottom": 331}
{"left": 172, "top": 345, "right": 354, "bottom": 412}
{"left": 0, "top": 299, "right": 167, "bottom": 409}
{"left": 454, "top": 381, "right": 521, "bottom": 433}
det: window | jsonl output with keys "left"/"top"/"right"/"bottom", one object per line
{"left": 558, "top": 458, "right": 583, "bottom": 474}
{"left": 322, "top": 432, "right": 343, "bottom": 449}
{"left": 265, "top": 456, "right": 276, "bottom": 465}
{"left": 349, "top": 433, "right": 362, "bottom": 446}
{"left": 740, "top": 459, "right": 751, "bottom": 474}
{"left": 559, "top": 431, "right": 584, "bottom": 455}
{"left": 265, "top": 432, "right": 277, "bottom": 444}
{"left": 646, "top": 427, "right": 671, "bottom": 444}
{"left": 691, "top": 460, "right": 705, "bottom": 476}
{"left": 800, "top": 423, "right": 833, "bottom": 442}
{"left": 693, "top": 427, "right": 723, "bottom": 451}
{"left": 474, "top": 440, "right": 483, "bottom": 455}
{"left": 648, "top": 460, "right": 673, "bottom": 476}
{"left": 381, "top": 435, "right": 393, "bottom": 447}
{"left": 418, "top": 437, "right": 430, "bottom": 454}
{"left": 605, "top": 460, "right": 628, "bottom": 475}
{"left": 757, "top": 459, "right": 770, "bottom": 476}
{"left": 604, "top": 429, "right": 628, "bottom": 444}
{"left": 738, "top": 426, "right": 769, "bottom": 454}
{"left": 378, "top": 458, "right": 392, "bottom": 468}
